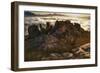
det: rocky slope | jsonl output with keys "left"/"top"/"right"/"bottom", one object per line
{"left": 24, "top": 20, "right": 90, "bottom": 61}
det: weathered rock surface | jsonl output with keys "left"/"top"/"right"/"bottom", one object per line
{"left": 25, "top": 20, "right": 90, "bottom": 61}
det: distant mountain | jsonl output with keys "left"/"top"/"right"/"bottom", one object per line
{"left": 24, "top": 11, "right": 66, "bottom": 17}
{"left": 34, "top": 13, "right": 66, "bottom": 17}
{"left": 24, "top": 11, "right": 35, "bottom": 17}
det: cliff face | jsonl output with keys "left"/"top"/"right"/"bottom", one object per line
{"left": 25, "top": 20, "right": 90, "bottom": 61}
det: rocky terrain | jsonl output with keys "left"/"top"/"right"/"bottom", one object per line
{"left": 24, "top": 20, "right": 90, "bottom": 61}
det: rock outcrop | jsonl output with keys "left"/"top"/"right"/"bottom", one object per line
{"left": 25, "top": 20, "right": 90, "bottom": 61}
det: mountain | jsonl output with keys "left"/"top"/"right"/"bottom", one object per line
{"left": 24, "top": 11, "right": 35, "bottom": 17}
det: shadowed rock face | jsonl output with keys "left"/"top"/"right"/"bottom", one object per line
{"left": 25, "top": 20, "right": 90, "bottom": 61}
{"left": 38, "top": 20, "right": 86, "bottom": 53}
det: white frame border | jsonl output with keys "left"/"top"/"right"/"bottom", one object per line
{"left": 18, "top": 5, "right": 96, "bottom": 68}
